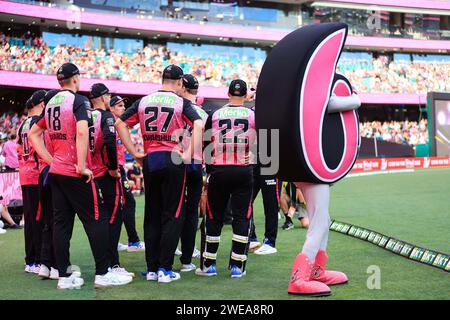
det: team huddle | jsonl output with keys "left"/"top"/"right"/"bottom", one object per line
{"left": 18, "top": 59, "right": 358, "bottom": 296}
{"left": 17, "top": 62, "right": 281, "bottom": 290}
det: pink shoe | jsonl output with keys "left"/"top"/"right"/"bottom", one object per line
{"left": 288, "top": 253, "right": 331, "bottom": 296}
{"left": 311, "top": 250, "right": 348, "bottom": 286}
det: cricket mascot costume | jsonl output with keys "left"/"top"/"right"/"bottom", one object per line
{"left": 256, "top": 23, "right": 361, "bottom": 296}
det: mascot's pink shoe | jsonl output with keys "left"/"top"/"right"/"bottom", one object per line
{"left": 288, "top": 253, "right": 331, "bottom": 296}
{"left": 311, "top": 250, "right": 348, "bottom": 286}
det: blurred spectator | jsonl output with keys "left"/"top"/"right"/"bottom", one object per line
{"left": 127, "top": 162, "right": 144, "bottom": 195}
{"left": 0, "top": 202, "right": 22, "bottom": 230}
{"left": 1, "top": 133, "right": 19, "bottom": 171}
{"left": 360, "top": 119, "right": 429, "bottom": 146}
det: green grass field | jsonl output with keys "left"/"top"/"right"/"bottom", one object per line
{"left": 0, "top": 168, "right": 449, "bottom": 300}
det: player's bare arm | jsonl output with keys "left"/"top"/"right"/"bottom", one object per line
{"left": 115, "top": 118, "right": 145, "bottom": 163}
{"left": 74, "top": 119, "right": 93, "bottom": 182}
{"left": 187, "top": 119, "right": 204, "bottom": 162}
{"left": 28, "top": 123, "right": 52, "bottom": 165}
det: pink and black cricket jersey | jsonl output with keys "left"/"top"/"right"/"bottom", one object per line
{"left": 17, "top": 116, "right": 40, "bottom": 185}
{"left": 36, "top": 90, "right": 93, "bottom": 177}
{"left": 205, "top": 105, "right": 256, "bottom": 167}
{"left": 120, "top": 90, "right": 200, "bottom": 166}
{"left": 91, "top": 109, "right": 118, "bottom": 178}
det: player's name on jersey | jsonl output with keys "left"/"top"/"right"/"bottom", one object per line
{"left": 329, "top": 220, "right": 450, "bottom": 272}
{"left": 49, "top": 133, "right": 67, "bottom": 140}
{"left": 143, "top": 134, "right": 177, "bottom": 142}
{"left": 145, "top": 94, "right": 176, "bottom": 105}
{"left": 218, "top": 107, "right": 250, "bottom": 119}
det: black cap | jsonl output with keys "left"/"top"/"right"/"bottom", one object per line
{"left": 31, "top": 90, "right": 47, "bottom": 107}
{"left": 162, "top": 64, "right": 183, "bottom": 80}
{"left": 89, "top": 83, "right": 109, "bottom": 99}
{"left": 110, "top": 95, "right": 128, "bottom": 107}
{"left": 56, "top": 63, "right": 80, "bottom": 80}
{"left": 44, "top": 90, "right": 59, "bottom": 105}
{"left": 228, "top": 79, "right": 247, "bottom": 97}
{"left": 182, "top": 74, "right": 199, "bottom": 90}
{"left": 25, "top": 98, "right": 33, "bottom": 109}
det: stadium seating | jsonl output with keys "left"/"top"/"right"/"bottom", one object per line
{"left": 0, "top": 36, "right": 449, "bottom": 94}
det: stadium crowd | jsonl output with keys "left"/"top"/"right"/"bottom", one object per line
{"left": 359, "top": 119, "right": 429, "bottom": 145}
{"left": 0, "top": 35, "right": 449, "bottom": 94}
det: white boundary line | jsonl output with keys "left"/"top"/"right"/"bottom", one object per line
{"left": 345, "top": 169, "right": 415, "bottom": 178}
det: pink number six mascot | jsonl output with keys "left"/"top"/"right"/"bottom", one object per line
{"left": 256, "top": 23, "right": 361, "bottom": 296}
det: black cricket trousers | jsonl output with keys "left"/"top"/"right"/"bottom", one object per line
{"left": 179, "top": 164, "right": 203, "bottom": 265}
{"left": 22, "top": 184, "right": 42, "bottom": 265}
{"left": 96, "top": 172, "right": 123, "bottom": 267}
{"left": 38, "top": 165, "right": 55, "bottom": 269}
{"left": 200, "top": 165, "right": 253, "bottom": 271}
{"left": 119, "top": 165, "right": 140, "bottom": 244}
{"left": 49, "top": 173, "right": 109, "bottom": 277}
{"left": 142, "top": 153, "right": 186, "bottom": 272}
{"left": 249, "top": 166, "right": 281, "bottom": 246}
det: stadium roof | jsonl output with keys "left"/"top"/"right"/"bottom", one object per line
{"left": 312, "top": 0, "right": 450, "bottom": 13}
{"left": 0, "top": 0, "right": 448, "bottom": 52}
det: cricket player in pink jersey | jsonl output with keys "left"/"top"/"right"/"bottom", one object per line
{"left": 36, "top": 89, "right": 59, "bottom": 280}
{"left": 197, "top": 79, "right": 256, "bottom": 278}
{"left": 89, "top": 83, "right": 133, "bottom": 282}
{"left": 115, "top": 64, "right": 203, "bottom": 283}
{"left": 17, "top": 91, "right": 47, "bottom": 274}
{"left": 109, "top": 96, "right": 144, "bottom": 252}
{"left": 29, "top": 63, "right": 130, "bottom": 289}
{"left": 177, "top": 74, "right": 209, "bottom": 272}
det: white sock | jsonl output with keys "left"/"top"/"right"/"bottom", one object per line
{"left": 295, "top": 182, "right": 331, "bottom": 262}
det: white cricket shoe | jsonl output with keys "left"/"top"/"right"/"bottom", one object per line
{"left": 50, "top": 268, "right": 59, "bottom": 280}
{"left": 127, "top": 241, "right": 145, "bottom": 252}
{"left": 230, "top": 265, "right": 246, "bottom": 278}
{"left": 192, "top": 248, "right": 201, "bottom": 259}
{"left": 180, "top": 263, "right": 196, "bottom": 272}
{"left": 94, "top": 271, "right": 133, "bottom": 288}
{"left": 38, "top": 265, "right": 50, "bottom": 278}
{"left": 175, "top": 248, "right": 182, "bottom": 256}
{"left": 0, "top": 220, "right": 4, "bottom": 229}
{"left": 31, "top": 264, "right": 41, "bottom": 274}
{"left": 249, "top": 241, "right": 261, "bottom": 250}
{"left": 195, "top": 264, "right": 217, "bottom": 277}
{"left": 0, "top": 228, "right": 6, "bottom": 235}
{"left": 108, "top": 265, "right": 135, "bottom": 278}
{"left": 117, "top": 243, "right": 128, "bottom": 252}
{"left": 146, "top": 272, "right": 158, "bottom": 281}
{"left": 254, "top": 243, "right": 277, "bottom": 255}
{"left": 157, "top": 268, "right": 180, "bottom": 283}
{"left": 57, "top": 274, "right": 84, "bottom": 290}
{"left": 24, "top": 264, "right": 34, "bottom": 273}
